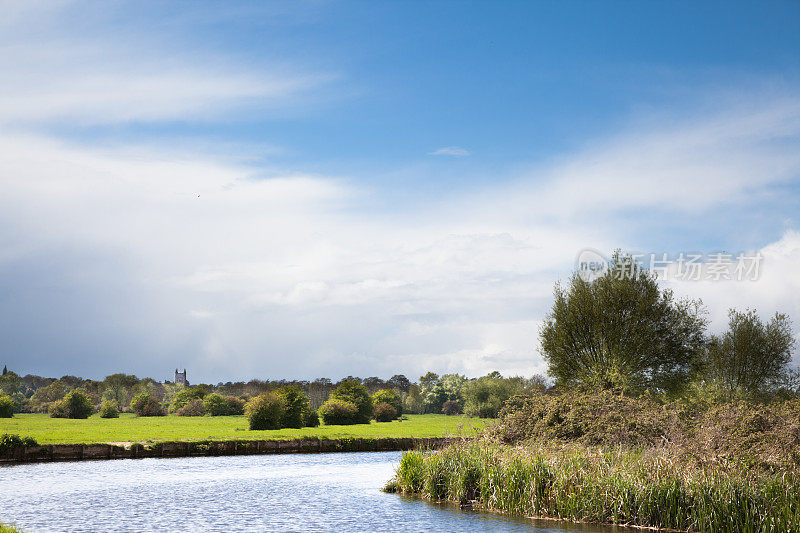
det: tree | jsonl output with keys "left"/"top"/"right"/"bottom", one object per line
{"left": 130, "top": 392, "right": 165, "bottom": 417}
{"left": 540, "top": 251, "right": 707, "bottom": 394}
{"left": 50, "top": 390, "right": 94, "bottom": 419}
{"left": 275, "top": 385, "right": 313, "bottom": 428}
{"left": 245, "top": 393, "right": 285, "bottom": 430}
{"left": 372, "top": 389, "right": 402, "bottom": 418}
{"left": 330, "top": 380, "right": 373, "bottom": 423}
{"left": 702, "top": 309, "right": 795, "bottom": 397}
{"left": 388, "top": 374, "right": 411, "bottom": 392}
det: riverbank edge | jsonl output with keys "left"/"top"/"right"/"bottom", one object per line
{"left": 0, "top": 436, "right": 460, "bottom": 465}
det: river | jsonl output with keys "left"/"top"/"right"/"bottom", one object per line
{"left": 0, "top": 452, "right": 617, "bottom": 532}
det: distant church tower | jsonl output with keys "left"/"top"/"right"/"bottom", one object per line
{"left": 174, "top": 368, "right": 188, "bottom": 386}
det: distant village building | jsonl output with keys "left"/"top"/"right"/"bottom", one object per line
{"left": 174, "top": 368, "right": 189, "bottom": 386}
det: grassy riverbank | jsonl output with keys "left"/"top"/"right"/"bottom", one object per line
{"left": 0, "top": 413, "right": 487, "bottom": 444}
{"left": 387, "top": 439, "right": 800, "bottom": 532}
{"left": 385, "top": 391, "right": 800, "bottom": 532}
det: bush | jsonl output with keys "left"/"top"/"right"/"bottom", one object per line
{"left": 99, "top": 400, "right": 119, "bottom": 418}
{"left": 275, "top": 385, "right": 313, "bottom": 428}
{"left": 130, "top": 392, "right": 166, "bottom": 417}
{"left": 175, "top": 398, "right": 205, "bottom": 416}
{"left": 318, "top": 399, "right": 359, "bottom": 425}
{"left": 49, "top": 390, "right": 94, "bottom": 419}
{"left": 441, "top": 400, "right": 461, "bottom": 415}
{"left": 373, "top": 389, "right": 402, "bottom": 417}
{"left": 330, "top": 380, "right": 373, "bottom": 423}
{"left": 0, "top": 394, "right": 14, "bottom": 418}
{"left": 170, "top": 386, "right": 207, "bottom": 412}
{"left": 373, "top": 402, "right": 398, "bottom": 422}
{"left": 304, "top": 409, "right": 320, "bottom": 427}
{"left": 203, "top": 393, "right": 244, "bottom": 416}
{"left": 245, "top": 393, "right": 285, "bottom": 430}
{"left": 0, "top": 433, "right": 38, "bottom": 453}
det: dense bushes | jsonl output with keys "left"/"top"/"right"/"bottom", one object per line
{"left": 0, "top": 433, "right": 38, "bottom": 453}
{"left": 0, "top": 394, "right": 14, "bottom": 418}
{"left": 318, "top": 399, "right": 359, "bottom": 425}
{"left": 130, "top": 392, "right": 165, "bottom": 417}
{"left": 50, "top": 390, "right": 94, "bottom": 419}
{"left": 203, "top": 393, "right": 244, "bottom": 416}
{"left": 329, "top": 380, "right": 373, "bottom": 423}
{"left": 99, "top": 400, "right": 119, "bottom": 418}
{"left": 275, "top": 386, "right": 313, "bottom": 429}
{"left": 463, "top": 374, "right": 527, "bottom": 418}
{"left": 372, "top": 389, "right": 402, "bottom": 417}
{"left": 441, "top": 400, "right": 461, "bottom": 415}
{"left": 175, "top": 398, "right": 205, "bottom": 416}
{"left": 170, "top": 386, "right": 207, "bottom": 412}
{"left": 373, "top": 402, "right": 398, "bottom": 422}
{"left": 245, "top": 393, "right": 285, "bottom": 430}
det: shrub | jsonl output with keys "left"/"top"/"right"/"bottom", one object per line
{"left": 275, "top": 385, "right": 312, "bottom": 428}
{"left": 0, "top": 433, "right": 38, "bottom": 453}
{"left": 170, "top": 386, "right": 207, "bottom": 412}
{"left": 49, "top": 390, "right": 94, "bottom": 419}
{"left": 330, "top": 380, "right": 373, "bottom": 423}
{"left": 99, "top": 400, "right": 119, "bottom": 418}
{"left": 304, "top": 409, "right": 320, "bottom": 428}
{"left": 373, "top": 402, "right": 398, "bottom": 422}
{"left": 130, "top": 392, "right": 166, "bottom": 417}
{"left": 463, "top": 375, "right": 524, "bottom": 418}
{"left": 373, "top": 389, "right": 402, "bottom": 417}
{"left": 0, "top": 394, "right": 14, "bottom": 418}
{"left": 245, "top": 393, "right": 285, "bottom": 430}
{"left": 175, "top": 398, "right": 205, "bottom": 416}
{"left": 441, "top": 400, "right": 461, "bottom": 415}
{"left": 203, "top": 393, "right": 244, "bottom": 416}
{"left": 318, "top": 399, "right": 359, "bottom": 425}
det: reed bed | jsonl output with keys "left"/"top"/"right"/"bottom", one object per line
{"left": 386, "top": 439, "right": 800, "bottom": 532}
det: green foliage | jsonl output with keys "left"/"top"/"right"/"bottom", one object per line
{"left": 0, "top": 521, "right": 24, "bottom": 533}
{"left": 98, "top": 400, "right": 119, "bottom": 418}
{"left": 318, "top": 398, "right": 359, "bottom": 425}
{"left": 170, "top": 386, "right": 207, "bottom": 412}
{"left": 330, "top": 380, "right": 373, "bottom": 423}
{"left": 202, "top": 393, "right": 244, "bottom": 416}
{"left": 245, "top": 392, "right": 285, "bottom": 430}
{"left": 463, "top": 374, "right": 527, "bottom": 418}
{"left": 0, "top": 394, "right": 14, "bottom": 418}
{"left": 373, "top": 402, "right": 398, "bottom": 422}
{"left": 303, "top": 408, "right": 320, "bottom": 427}
{"left": 701, "top": 309, "right": 796, "bottom": 398}
{"left": 372, "top": 389, "right": 402, "bottom": 417}
{"left": 130, "top": 392, "right": 165, "bottom": 417}
{"left": 389, "top": 440, "right": 800, "bottom": 532}
{"left": 49, "top": 390, "right": 93, "bottom": 419}
{"left": 441, "top": 400, "right": 461, "bottom": 415}
{"left": 0, "top": 433, "right": 38, "bottom": 452}
{"left": 275, "top": 385, "right": 313, "bottom": 428}
{"left": 541, "top": 251, "right": 707, "bottom": 394}
{"left": 175, "top": 398, "right": 205, "bottom": 416}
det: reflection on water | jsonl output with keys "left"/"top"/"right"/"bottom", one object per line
{"left": 0, "top": 452, "right": 617, "bottom": 532}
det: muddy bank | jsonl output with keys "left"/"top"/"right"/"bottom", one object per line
{"left": 0, "top": 437, "right": 458, "bottom": 464}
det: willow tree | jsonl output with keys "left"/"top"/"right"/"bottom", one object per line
{"left": 540, "top": 251, "right": 706, "bottom": 394}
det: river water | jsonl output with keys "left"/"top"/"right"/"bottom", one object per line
{"left": 0, "top": 452, "right": 616, "bottom": 532}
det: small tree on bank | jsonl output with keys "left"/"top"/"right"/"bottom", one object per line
{"left": 540, "top": 251, "right": 707, "bottom": 394}
{"left": 329, "top": 380, "right": 373, "bottom": 423}
{"left": 50, "top": 390, "right": 94, "bottom": 419}
{"left": 245, "top": 393, "right": 285, "bottom": 430}
{"left": 701, "top": 309, "right": 796, "bottom": 398}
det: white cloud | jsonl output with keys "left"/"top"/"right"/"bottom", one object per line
{"left": 429, "top": 146, "right": 470, "bottom": 156}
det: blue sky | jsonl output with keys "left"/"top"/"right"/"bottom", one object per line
{"left": 0, "top": 1, "right": 799, "bottom": 383}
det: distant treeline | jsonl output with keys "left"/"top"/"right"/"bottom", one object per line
{"left": 0, "top": 368, "right": 547, "bottom": 419}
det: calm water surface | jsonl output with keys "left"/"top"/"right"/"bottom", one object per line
{"left": 0, "top": 452, "right": 618, "bottom": 532}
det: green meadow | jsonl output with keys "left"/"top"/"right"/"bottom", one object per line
{"left": 0, "top": 413, "right": 488, "bottom": 445}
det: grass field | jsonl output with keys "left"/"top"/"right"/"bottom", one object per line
{"left": 0, "top": 413, "right": 489, "bottom": 444}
